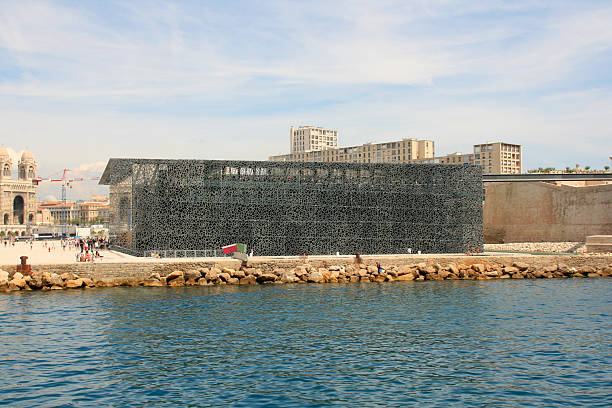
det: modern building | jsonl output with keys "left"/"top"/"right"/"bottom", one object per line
{"left": 275, "top": 128, "right": 521, "bottom": 174}
{"left": 1, "top": 148, "right": 38, "bottom": 235}
{"left": 290, "top": 126, "right": 338, "bottom": 153}
{"left": 272, "top": 138, "right": 435, "bottom": 164}
{"left": 414, "top": 142, "right": 522, "bottom": 174}
{"left": 100, "top": 158, "right": 483, "bottom": 256}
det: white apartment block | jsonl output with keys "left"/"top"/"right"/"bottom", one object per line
{"left": 413, "top": 142, "right": 522, "bottom": 174}
{"left": 290, "top": 126, "right": 338, "bottom": 153}
{"left": 271, "top": 138, "right": 434, "bottom": 163}
{"left": 277, "top": 126, "right": 521, "bottom": 174}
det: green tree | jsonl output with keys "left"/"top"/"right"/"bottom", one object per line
{"left": 585, "top": 165, "right": 591, "bottom": 171}
{"left": 605, "top": 165, "right": 610, "bottom": 171}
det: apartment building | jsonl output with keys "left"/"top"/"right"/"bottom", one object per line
{"left": 271, "top": 138, "right": 435, "bottom": 163}
{"left": 413, "top": 142, "right": 522, "bottom": 174}
{"left": 290, "top": 126, "right": 338, "bottom": 153}
{"left": 36, "top": 197, "right": 110, "bottom": 225}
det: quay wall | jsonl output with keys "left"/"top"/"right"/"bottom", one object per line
{"left": 484, "top": 182, "right": 612, "bottom": 243}
{"left": 2, "top": 254, "right": 611, "bottom": 292}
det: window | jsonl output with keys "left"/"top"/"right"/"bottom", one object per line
{"left": 2, "top": 165, "right": 9, "bottom": 177}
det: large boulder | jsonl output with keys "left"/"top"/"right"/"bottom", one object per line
{"left": 9, "top": 277, "right": 28, "bottom": 289}
{"left": 218, "top": 272, "right": 231, "bottom": 282}
{"left": 543, "top": 264, "right": 557, "bottom": 273}
{"left": 372, "top": 275, "right": 386, "bottom": 283}
{"left": 60, "top": 272, "right": 77, "bottom": 281}
{"left": 165, "top": 270, "right": 184, "bottom": 283}
{"left": 396, "top": 273, "right": 415, "bottom": 281}
{"left": 0, "top": 269, "right": 9, "bottom": 284}
{"left": 471, "top": 264, "right": 485, "bottom": 273}
{"left": 307, "top": 271, "right": 324, "bottom": 283}
{"left": 43, "top": 272, "right": 64, "bottom": 287}
{"left": 168, "top": 277, "right": 185, "bottom": 287}
{"left": 239, "top": 275, "right": 257, "bottom": 285}
{"left": 148, "top": 273, "right": 161, "bottom": 281}
{"left": 205, "top": 270, "right": 219, "bottom": 281}
{"left": 65, "top": 279, "right": 84, "bottom": 289}
{"left": 232, "top": 270, "right": 246, "bottom": 279}
{"left": 503, "top": 266, "right": 519, "bottom": 274}
{"left": 578, "top": 266, "right": 596, "bottom": 274}
{"left": 184, "top": 269, "right": 202, "bottom": 281}
{"left": 280, "top": 271, "right": 297, "bottom": 283}
{"left": 28, "top": 272, "right": 44, "bottom": 289}
{"left": 294, "top": 266, "right": 308, "bottom": 278}
{"left": 256, "top": 273, "right": 277, "bottom": 283}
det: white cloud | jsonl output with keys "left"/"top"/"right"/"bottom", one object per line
{"left": 74, "top": 161, "right": 107, "bottom": 174}
{"left": 0, "top": 0, "right": 611, "bottom": 187}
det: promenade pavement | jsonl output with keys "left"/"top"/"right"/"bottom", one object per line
{"left": 0, "top": 240, "right": 137, "bottom": 265}
{"left": 0, "top": 239, "right": 531, "bottom": 267}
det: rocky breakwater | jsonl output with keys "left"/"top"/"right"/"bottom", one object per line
{"left": 1, "top": 259, "right": 612, "bottom": 292}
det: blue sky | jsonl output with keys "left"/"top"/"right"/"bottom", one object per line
{"left": 1, "top": 0, "right": 611, "bottom": 199}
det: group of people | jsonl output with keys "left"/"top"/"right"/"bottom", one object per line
{"left": 74, "top": 237, "right": 108, "bottom": 262}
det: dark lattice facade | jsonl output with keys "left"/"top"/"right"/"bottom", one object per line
{"left": 100, "top": 159, "right": 483, "bottom": 256}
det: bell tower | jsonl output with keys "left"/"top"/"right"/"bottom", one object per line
{"left": 0, "top": 147, "right": 12, "bottom": 181}
{"left": 18, "top": 150, "right": 37, "bottom": 181}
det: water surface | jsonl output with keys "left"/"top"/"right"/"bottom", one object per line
{"left": 1, "top": 280, "right": 611, "bottom": 407}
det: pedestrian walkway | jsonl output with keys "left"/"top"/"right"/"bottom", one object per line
{"left": 0, "top": 240, "right": 133, "bottom": 265}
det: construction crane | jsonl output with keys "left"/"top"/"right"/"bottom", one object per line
{"left": 33, "top": 169, "right": 101, "bottom": 237}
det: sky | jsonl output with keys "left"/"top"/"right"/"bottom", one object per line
{"left": 1, "top": 0, "right": 611, "bottom": 200}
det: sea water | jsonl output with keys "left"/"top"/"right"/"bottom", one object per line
{"left": 1, "top": 280, "right": 611, "bottom": 407}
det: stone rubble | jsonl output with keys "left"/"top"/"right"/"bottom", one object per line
{"left": 1, "top": 260, "right": 611, "bottom": 292}
{"left": 484, "top": 242, "right": 599, "bottom": 254}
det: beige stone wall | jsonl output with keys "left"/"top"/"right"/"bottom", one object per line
{"left": 2, "top": 254, "right": 611, "bottom": 285}
{"left": 484, "top": 182, "right": 612, "bottom": 243}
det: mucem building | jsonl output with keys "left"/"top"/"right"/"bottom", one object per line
{"left": 99, "top": 159, "right": 483, "bottom": 256}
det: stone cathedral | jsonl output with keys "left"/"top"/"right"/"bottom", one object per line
{"left": 0, "top": 147, "right": 38, "bottom": 233}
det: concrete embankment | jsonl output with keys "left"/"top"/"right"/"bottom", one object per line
{"left": 1, "top": 254, "right": 611, "bottom": 292}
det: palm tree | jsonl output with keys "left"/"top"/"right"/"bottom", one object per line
{"left": 565, "top": 166, "right": 571, "bottom": 173}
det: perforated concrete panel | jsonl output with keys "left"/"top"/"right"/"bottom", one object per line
{"left": 100, "top": 159, "right": 483, "bottom": 256}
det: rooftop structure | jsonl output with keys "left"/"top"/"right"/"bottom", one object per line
{"left": 290, "top": 126, "right": 338, "bottom": 153}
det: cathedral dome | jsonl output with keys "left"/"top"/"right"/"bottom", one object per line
{"left": 0, "top": 147, "right": 9, "bottom": 159}
{"left": 20, "top": 150, "right": 34, "bottom": 161}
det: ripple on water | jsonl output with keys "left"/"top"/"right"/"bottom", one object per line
{"left": 0, "top": 280, "right": 611, "bottom": 407}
